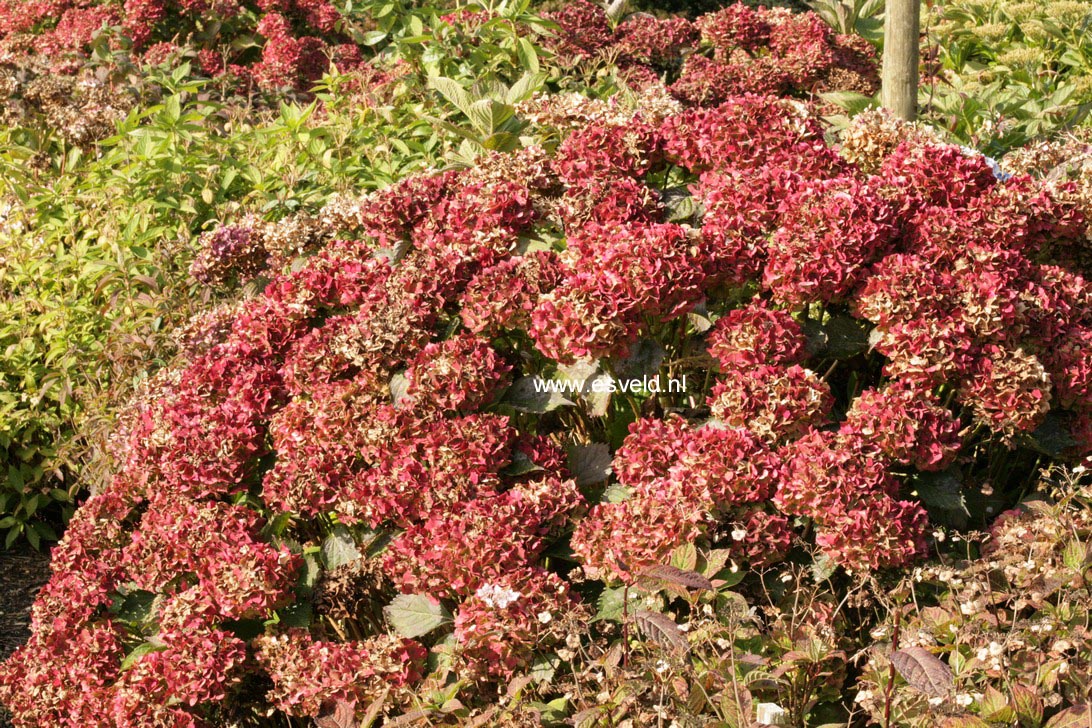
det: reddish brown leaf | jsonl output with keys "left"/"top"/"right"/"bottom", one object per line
{"left": 315, "top": 699, "right": 356, "bottom": 728}
{"left": 890, "top": 646, "right": 953, "bottom": 697}
{"left": 637, "top": 564, "right": 713, "bottom": 592}
{"left": 1046, "top": 704, "right": 1092, "bottom": 728}
{"left": 1011, "top": 684, "right": 1043, "bottom": 726}
{"left": 634, "top": 609, "right": 689, "bottom": 654}
{"left": 941, "top": 718, "right": 990, "bottom": 728}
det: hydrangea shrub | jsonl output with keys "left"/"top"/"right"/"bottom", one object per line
{"left": 546, "top": 0, "right": 880, "bottom": 100}
{"left": 3, "top": 80, "right": 1092, "bottom": 725}
{"left": 0, "top": 0, "right": 366, "bottom": 89}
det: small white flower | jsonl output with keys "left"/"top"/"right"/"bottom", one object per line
{"left": 955, "top": 693, "right": 974, "bottom": 707}
{"left": 475, "top": 583, "right": 521, "bottom": 609}
{"left": 654, "top": 659, "right": 670, "bottom": 674}
{"left": 854, "top": 690, "right": 873, "bottom": 703}
{"left": 537, "top": 610, "right": 553, "bottom": 624}
{"left": 731, "top": 528, "right": 747, "bottom": 541}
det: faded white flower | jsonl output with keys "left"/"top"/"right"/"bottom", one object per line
{"left": 475, "top": 583, "right": 522, "bottom": 609}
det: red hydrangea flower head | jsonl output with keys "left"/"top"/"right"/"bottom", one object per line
{"left": 707, "top": 299, "right": 808, "bottom": 370}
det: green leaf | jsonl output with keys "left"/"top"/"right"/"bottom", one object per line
{"left": 503, "top": 376, "right": 574, "bottom": 413}
{"left": 613, "top": 339, "right": 665, "bottom": 380}
{"left": 322, "top": 525, "right": 362, "bottom": 570}
{"left": 120, "top": 642, "right": 169, "bottom": 671}
{"left": 361, "top": 30, "right": 388, "bottom": 46}
{"left": 662, "top": 187, "right": 698, "bottom": 223}
{"left": 278, "top": 601, "right": 313, "bottom": 628}
{"left": 819, "top": 90, "right": 878, "bottom": 115}
{"left": 530, "top": 654, "right": 560, "bottom": 684}
{"left": 594, "top": 586, "right": 640, "bottom": 622}
{"left": 1029, "top": 412, "right": 1077, "bottom": 457}
{"left": 428, "top": 77, "right": 473, "bottom": 117}
{"left": 1045, "top": 704, "right": 1092, "bottom": 728}
{"left": 516, "top": 40, "right": 540, "bottom": 76}
{"left": 603, "top": 484, "right": 632, "bottom": 503}
{"left": 566, "top": 443, "right": 612, "bottom": 486}
{"left": 502, "top": 450, "right": 545, "bottom": 478}
{"left": 113, "top": 589, "right": 156, "bottom": 626}
{"left": 384, "top": 594, "right": 452, "bottom": 638}
{"left": 810, "top": 552, "right": 839, "bottom": 584}
{"left": 802, "top": 314, "right": 871, "bottom": 359}
{"left": 915, "top": 468, "right": 968, "bottom": 511}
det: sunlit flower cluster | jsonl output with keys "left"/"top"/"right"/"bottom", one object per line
{"left": 4, "top": 64, "right": 1092, "bottom": 726}
{"left": 0, "top": 0, "right": 363, "bottom": 89}
{"left": 545, "top": 1, "right": 879, "bottom": 103}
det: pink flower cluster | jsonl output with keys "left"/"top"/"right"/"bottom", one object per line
{"left": 0, "top": 0, "right": 362, "bottom": 89}
{"left": 545, "top": 1, "right": 879, "bottom": 102}
{"left": 5, "top": 81, "right": 1092, "bottom": 724}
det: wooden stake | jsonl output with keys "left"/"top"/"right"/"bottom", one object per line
{"left": 881, "top": 0, "right": 920, "bottom": 121}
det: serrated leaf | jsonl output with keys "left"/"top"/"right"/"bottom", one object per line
{"left": 376, "top": 238, "right": 412, "bottom": 265}
{"left": 467, "top": 98, "right": 505, "bottom": 136}
{"left": 688, "top": 311, "right": 713, "bottom": 333}
{"left": 702, "top": 548, "right": 733, "bottom": 577}
{"left": 819, "top": 90, "right": 877, "bottom": 115}
{"left": 115, "top": 589, "right": 157, "bottom": 628}
{"left": 605, "top": 0, "right": 628, "bottom": 25}
{"left": 941, "top": 718, "right": 990, "bottom": 728}
{"left": 810, "top": 552, "right": 839, "bottom": 584}
{"left": 384, "top": 594, "right": 452, "bottom": 638}
{"left": 567, "top": 443, "right": 612, "bottom": 485}
{"left": 556, "top": 359, "right": 599, "bottom": 385}
{"left": 634, "top": 610, "right": 689, "bottom": 654}
{"left": 508, "top": 68, "right": 542, "bottom": 101}
{"left": 530, "top": 654, "right": 560, "bottom": 684}
{"left": 637, "top": 564, "right": 712, "bottom": 592}
{"left": 594, "top": 585, "right": 639, "bottom": 622}
{"left": 890, "top": 646, "right": 953, "bottom": 697}
{"left": 322, "top": 526, "right": 362, "bottom": 570}
{"left": 503, "top": 376, "right": 574, "bottom": 413}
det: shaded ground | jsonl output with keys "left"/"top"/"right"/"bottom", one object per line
{"left": 0, "top": 543, "right": 51, "bottom": 728}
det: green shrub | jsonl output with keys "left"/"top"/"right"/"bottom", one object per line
{"left": 921, "top": 0, "right": 1092, "bottom": 155}
{"left": 0, "top": 60, "right": 446, "bottom": 548}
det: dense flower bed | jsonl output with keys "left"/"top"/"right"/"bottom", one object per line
{"left": 0, "top": 0, "right": 367, "bottom": 89}
{"left": 2, "top": 82, "right": 1090, "bottom": 723}
{"left": 546, "top": 0, "right": 879, "bottom": 100}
